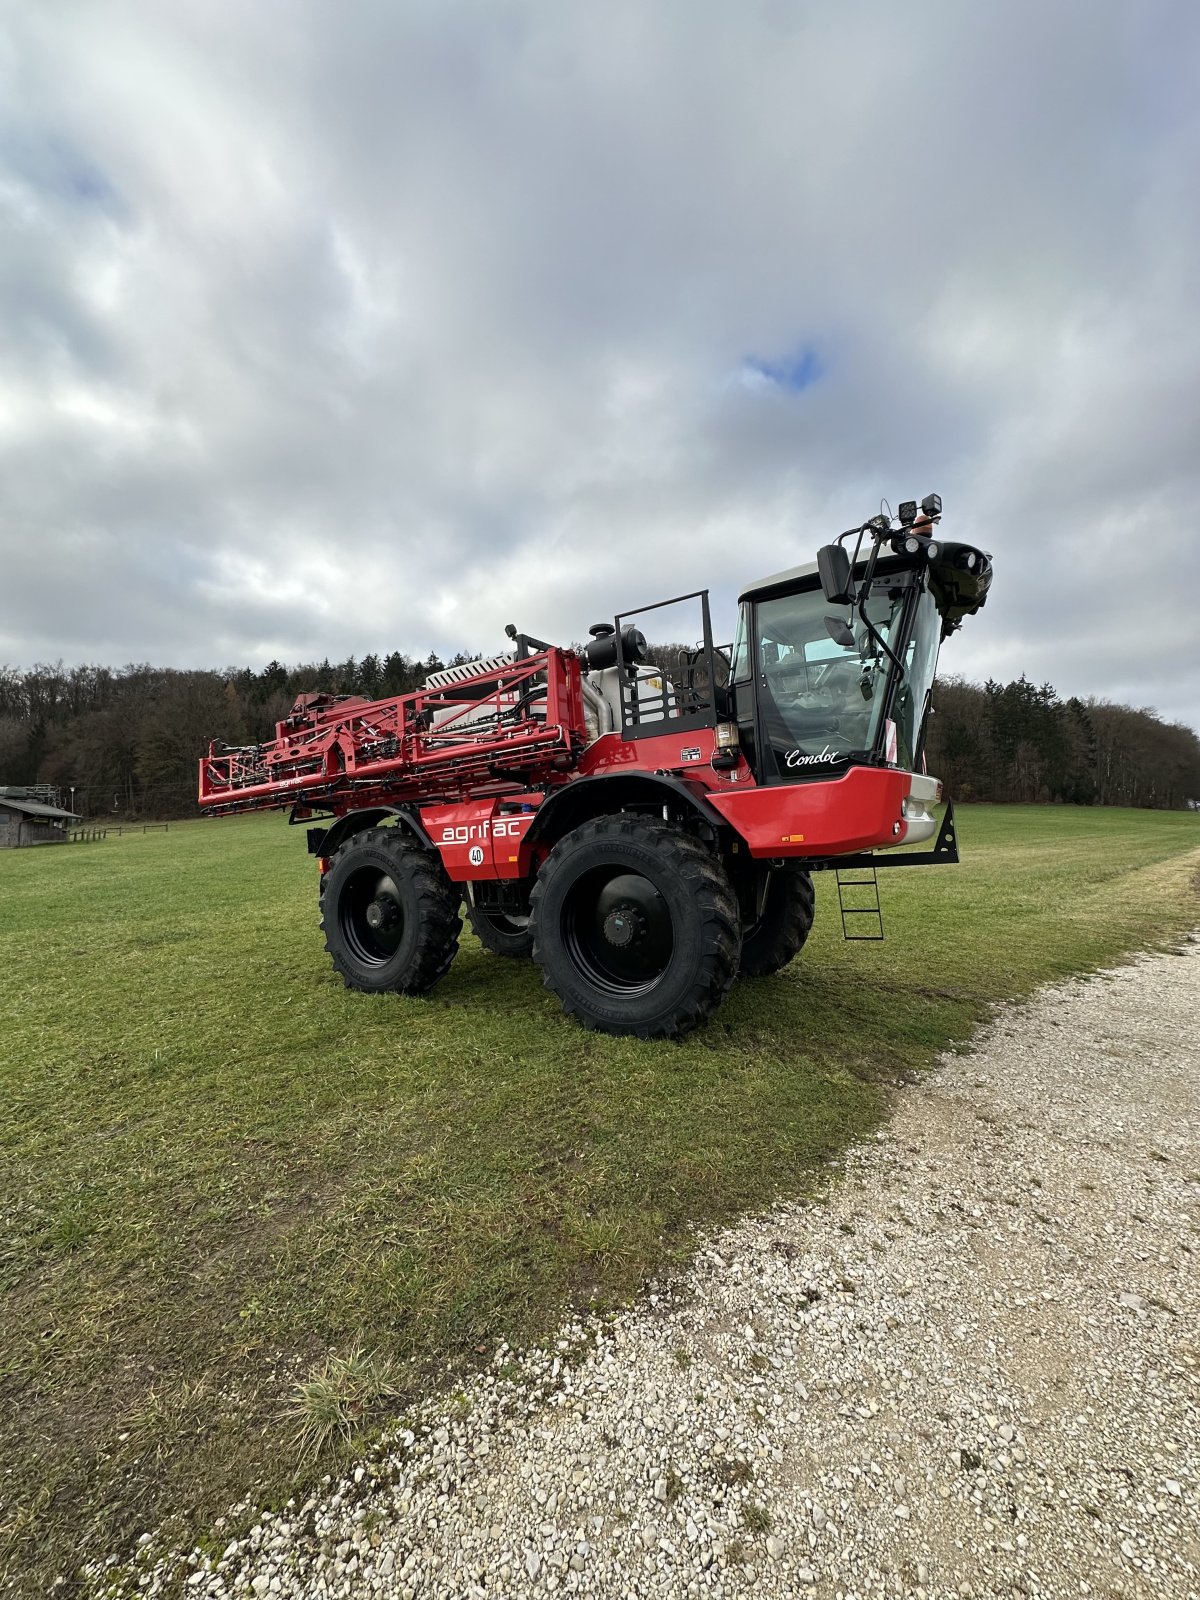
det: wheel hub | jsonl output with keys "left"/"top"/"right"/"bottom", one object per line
{"left": 602, "top": 903, "right": 646, "bottom": 948}
{"left": 365, "top": 896, "right": 399, "bottom": 931}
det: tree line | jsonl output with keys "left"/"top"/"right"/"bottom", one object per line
{"left": 0, "top": 655, "right": 1196, "bottom": 818}
{"left": 924, "top": 675, "right": 1200, "bottom": 811}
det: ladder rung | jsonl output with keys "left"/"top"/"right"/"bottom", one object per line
{"left": 836, "top": 865, "right": 883, "bottom": 941}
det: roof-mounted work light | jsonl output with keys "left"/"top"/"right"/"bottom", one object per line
{"left": 921, "top": 492, "right": 942, "bottom": 519}
{"left": 898, "top": 501, "right": 917, "bottom": 526}
{"left": 895, "top": 530, "right": 941, "bottom": 560}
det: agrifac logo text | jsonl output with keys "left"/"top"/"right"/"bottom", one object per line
{"left": 440, "top": 818, "right": 529, "bottom": 843}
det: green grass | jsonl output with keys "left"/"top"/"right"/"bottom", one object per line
{"left": 1, "top": 805, "right": 1197, "bottom": 1592}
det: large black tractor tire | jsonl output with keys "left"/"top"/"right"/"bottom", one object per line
{"left": 738, "top": 863, "right": 815, "bottom": 979}
{"left": 465, "top": 885, "right": 535, "bottom": 959}
{"left": 320, "top": 827, "right": 461, "bottom": 995}
{"left": 530, "top": 815, "right": 741, "bottom": 1040}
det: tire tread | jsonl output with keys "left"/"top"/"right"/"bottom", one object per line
{"left": 738, "top": 862, "right": 815, "bottom": 978}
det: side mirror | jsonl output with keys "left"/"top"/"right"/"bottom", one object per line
{"left": 817, "top": 543, "right": 854, "bottom": 605}
{"left": 823, "top": 615, "right": 856, "bottom": 649}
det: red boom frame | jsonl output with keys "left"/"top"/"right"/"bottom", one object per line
{"left": 199, "top": 649, "right": 588, "bottom": 815}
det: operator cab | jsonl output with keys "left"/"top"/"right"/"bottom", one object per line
{"left": 731, "top": 499, "right": 991, "bottom": 785}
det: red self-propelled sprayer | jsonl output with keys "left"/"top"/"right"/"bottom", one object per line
{"left": 200, "top": 496, "right": 991, "bottom": 1038}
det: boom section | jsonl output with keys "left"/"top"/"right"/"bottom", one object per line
{"left": 198, "top": 648, "right": 587, "bottom": 814}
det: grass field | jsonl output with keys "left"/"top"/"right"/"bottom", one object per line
{"left": 1, "top": 805, "right": 1197, "bottom": 1593}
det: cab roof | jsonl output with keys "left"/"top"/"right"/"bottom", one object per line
{"left": 738, "top": 551, "right": 912, "bottom": 605}
{"left": 737, "top": 560, "right": 820, "bottom": 604}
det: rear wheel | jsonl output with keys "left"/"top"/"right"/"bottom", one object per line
{"left": 321, "top": 827, "right": 461, "bottom": 994}
{"left": 531, "top": 815, "right": 740, "bottom": 1039}
{"left": 465, "top": 883, "right": 534, "bottom": 959}
{"left": 738, "top": 863, "right": 815, "bottom": 978}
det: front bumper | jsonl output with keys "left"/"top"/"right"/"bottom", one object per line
{"left": 706, "top": 766, "right": 931, "bottom": 859}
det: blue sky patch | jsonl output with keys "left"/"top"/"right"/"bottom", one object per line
{"left": 65, "top": 161, "right": 115, "bottom": 205}
{"left": 0, "top": 127, "right": 120, "bottom": 212}
{"left": 743, "top": 344, "right": 824, "bottom": 394}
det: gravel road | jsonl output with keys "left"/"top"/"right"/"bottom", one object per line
{"left": 108, "top": 939, "right": 1200, "bottom": 1600}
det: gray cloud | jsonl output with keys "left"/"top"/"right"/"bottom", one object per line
{"left": 2, "top": 0, "right": 1198, "bottom": 729}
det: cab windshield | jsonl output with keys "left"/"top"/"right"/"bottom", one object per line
{"left": 733, "top": 580, "right": 940, "bottom": 779}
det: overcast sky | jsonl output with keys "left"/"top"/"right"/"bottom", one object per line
{"left": 2, "top": 1, "right": 1198, "bottom": 730}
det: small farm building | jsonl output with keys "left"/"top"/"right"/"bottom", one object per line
{"left": 0, "top": 787, "right": 80, "bottom": 848}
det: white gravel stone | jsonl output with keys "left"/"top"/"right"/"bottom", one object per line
{"left": 86, "top": 939, "right": 1200, "bottom": 1600}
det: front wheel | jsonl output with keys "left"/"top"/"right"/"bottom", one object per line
{"left": 530, "top": 815, "right": 741, "bottom": 1039}
{"left": 321, "top": 827, "right": 461, "bottom": 994}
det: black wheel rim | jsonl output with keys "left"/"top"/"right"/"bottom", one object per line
{"left": 562, "top": 867, "right": 675, "bottom": 996}
{"left": 339, "top": 865, "right": 406, "bottom": 966}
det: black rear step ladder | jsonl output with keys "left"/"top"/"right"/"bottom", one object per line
{"left": 836, "top": 866, "right": 884, "bottom": 941}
